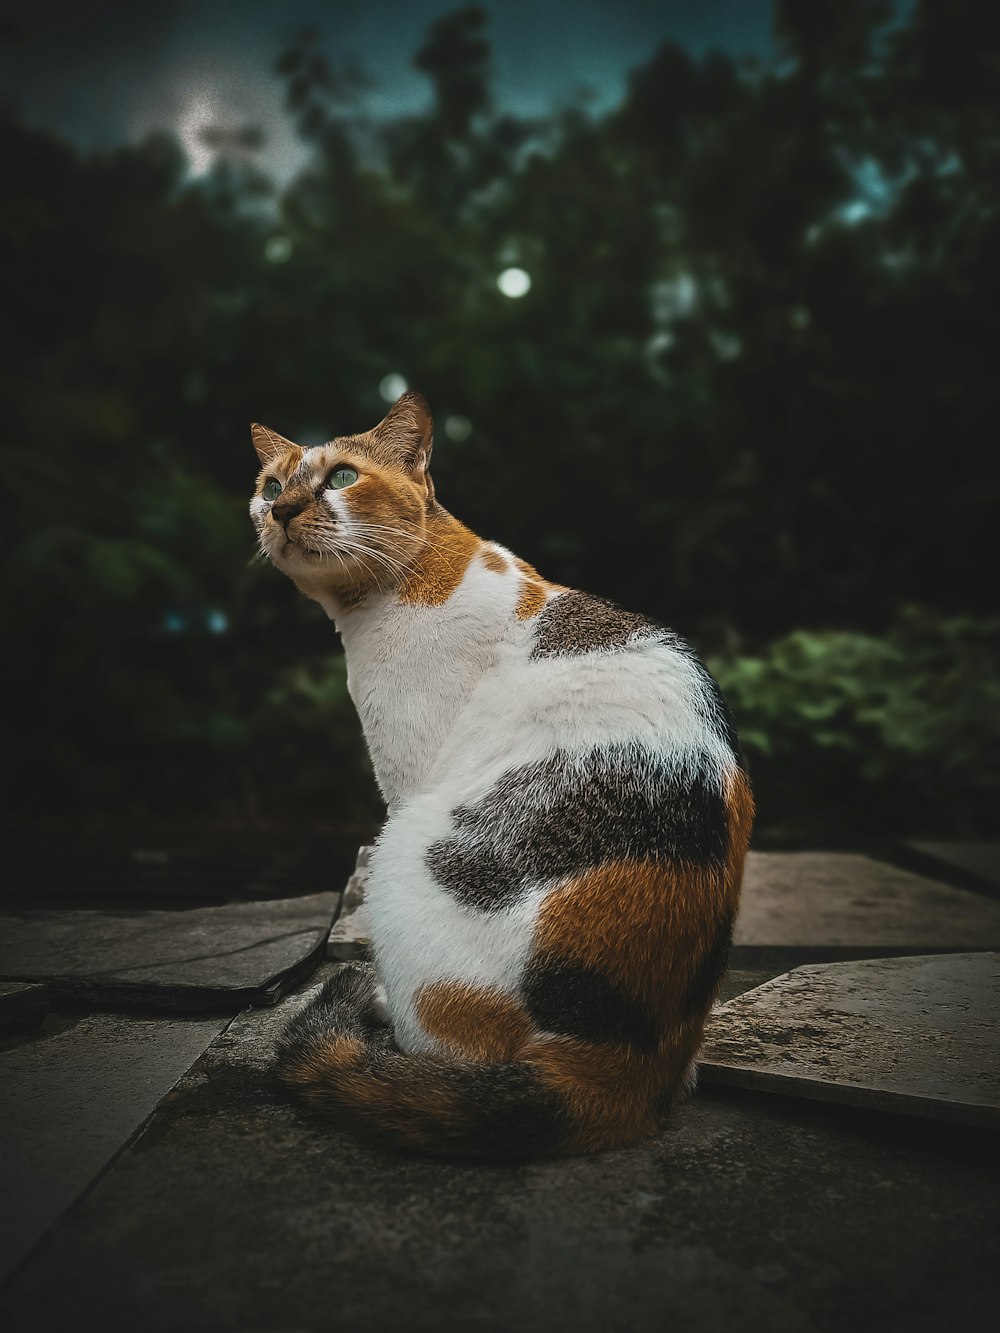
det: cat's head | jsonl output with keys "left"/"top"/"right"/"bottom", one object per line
{"left": 249, "top": 390, "right": 435, "bottom": 608}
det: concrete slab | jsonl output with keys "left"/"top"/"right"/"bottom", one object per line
{"left": 0, "top": 893, "right": 340, "bottom": 1012}
{"left": 0, "top": 1009, "right": 228, "bottom": 1281}
{"left": 327, "top": 853, "right": 371, "bottom": 961}
{"left": 1, "top": 965, "right": 997, "bottom": 1331}
{"left": 735, "top": 852, "right": 1000, "bottom": 955}
{"left": 0, "top": 982, "right": 50, "bottom": 1037}
{"left": 904, "top": 841, "right": 1000, "bottom": 890}
{"left": 700, "top": 952, "right": 1000, "bottom": 1127}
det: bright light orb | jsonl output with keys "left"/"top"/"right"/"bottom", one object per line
{"left": 497, "top": 267, "right": 531, "bottom": 298}
{"left": 378, "top": 373, "right": 408, "bottom": 403}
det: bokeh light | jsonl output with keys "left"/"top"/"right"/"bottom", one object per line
{"left": 265, "top": 235, "right": 293, "bottom": 264}
{"left": 497, "top": 267, "right": 531, "bottom": 298}
{"left": 378, "top": 373, "right": 408, "bottom": 402}
{"left": 444, "top": 415, "right": 472, "bottom": 442}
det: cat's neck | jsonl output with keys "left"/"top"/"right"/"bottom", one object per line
{"left": 325, "top": 508, "right": 527, "bottom": 803}
{"left": 303, "top": 507, "right": 472, "bottom": 622}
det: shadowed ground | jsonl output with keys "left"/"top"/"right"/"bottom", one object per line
{"left": 1, "top": 846, "right": 998, "bottom": 1331}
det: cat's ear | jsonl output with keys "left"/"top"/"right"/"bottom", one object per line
{"left": 250, "top": 423, "right": 302, "bottom": 467}
{"left": 373, "top": 390, "right": 433, "bottom": 474}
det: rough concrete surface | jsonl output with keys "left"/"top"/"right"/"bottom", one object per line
{"left": 0, "top": 892, "right": 341, "bottom": 1011}
{"left": 701, "top": 953, "right": 1000, "bottom": 1127}
{"left": 735, "top": 852, "right": 1000, "bottom": 952}
{"left": 0, "top": 1009, "right": 229, "bottom": 1281}
{"left": 1, "top": 964, "right": 997, "bottom": 1333}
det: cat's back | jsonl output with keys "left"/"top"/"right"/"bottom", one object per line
{"left": 442, "top": 565, "right": 739, "bottom": 790}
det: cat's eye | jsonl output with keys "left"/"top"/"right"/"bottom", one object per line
{"left": 327, "top": 466, "right": 358, "bottom": 490}
{"left": 263, "top": 478, "right": 282, "bottom": 502}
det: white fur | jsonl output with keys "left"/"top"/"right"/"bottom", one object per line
{"left": 337, "top": 556, "right": 531, "bottom": 805}
{"left": 329, "top": 559, "right": 736, "bottom": 1056}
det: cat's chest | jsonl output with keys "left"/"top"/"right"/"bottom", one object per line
{"left": 339, "top": 592, "right": 521, "bottom": 803}
{"left": 347, "top": 633, "right": 475, "bottom": 799}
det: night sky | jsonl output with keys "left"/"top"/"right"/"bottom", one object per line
{"left": 1, "top": 0, "right": 776, "bottom": 180}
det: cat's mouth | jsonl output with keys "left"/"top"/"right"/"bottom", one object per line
{"left": 273, "top": 534, "right": 328, "bottom": 563}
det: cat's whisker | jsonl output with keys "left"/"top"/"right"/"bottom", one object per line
{"left": 344, "top": 523, "right": 461, "bottom": 571}
{"left": 321, "top": 531, "right": 394, "bottom": 578}
{"left": 346, "top": 520, "right": 451, "bottom": 555}
{"left": 337, "top": 539, "right": 410, "bottom": 581}
{"left": 343, "top": 547, "right": 388, "bottom": 588}
{"left": 333, "top": 527, "right": 412, "bottom": 565}
{"left": 345, "top": 526, "right": 436, "bottom": 559}
{"left": 347, "top": 520, "right": 430, "bottom": 544}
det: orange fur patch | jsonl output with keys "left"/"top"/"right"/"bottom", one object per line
{"left": 416, "top": 981, "right": 534, "bottom": 1062}
{"left": 525, "top": 804, "right": 751, "bottom": 1152}
{"left": 281, "top": 1033, "right": 464, "bottom": 1141}
{"left": 281, "top": 1034, "right": 366, "bottom": 1094}
{"left": 479, "top": 546, "right": 509, "bottom": 574}
{"left": 532, "top": 858, "right": 734, "bottom": 1019}
{"left": 513, "top": 558, "right": 551, "bottom": 619}
{"left": 397, "top": 508, "right": 483, "bottom": 606}
{"left": 523, "top": 1036, "right": 661, "bottom": 1152}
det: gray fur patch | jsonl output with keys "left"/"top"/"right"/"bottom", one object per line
{"left": 425, "top": 746, "right": 728, "bottom": 913}
{"left": 276, "top": 961, "right": 393, "bottom": 1071}
{"left": 530, "top": 590, "right": 658, "bottom": 658}
{"left": 531, "top": 591, "right": 744, "bottom": 765}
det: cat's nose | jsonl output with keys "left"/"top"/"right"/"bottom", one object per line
{"left": 271, "top": 496, "right": 308, "bottom": 528}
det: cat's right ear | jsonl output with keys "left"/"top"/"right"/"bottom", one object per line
{"left": 250, "top": 423, "right": 302, "bottom": 467}
{"left": 373, "top": 391, "right": 433, "bottom": 474}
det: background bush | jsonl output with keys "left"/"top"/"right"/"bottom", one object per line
{"left": 713, "top": 610, "right": 1000, "bottom": 840}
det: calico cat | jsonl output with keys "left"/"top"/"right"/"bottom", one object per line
{"left": 251, "top": 391, "right": 753, "bottom": 1160}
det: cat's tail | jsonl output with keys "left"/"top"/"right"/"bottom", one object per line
{"left": 274, "top": 962, "right": 696, "bottom": 1161}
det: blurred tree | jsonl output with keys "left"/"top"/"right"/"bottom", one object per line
{"left": 415, "top": 4, "right": 492, "bottom": 136}
{"left": 1, "top": 2, "right": 996, "bottom": 838}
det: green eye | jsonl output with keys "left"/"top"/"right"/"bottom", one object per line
{"left": 263, "top": 478, "right": 282, "bottom": 502}
{"left": 327, "top": 466, "right": 358, "bottom": 490}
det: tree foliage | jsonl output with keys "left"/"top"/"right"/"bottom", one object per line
{"left": 2, "top": 1, "right": 996, "bottom": 836}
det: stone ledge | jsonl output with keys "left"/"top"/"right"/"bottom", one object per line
{"left": 701, "top": 952, "right": 1000, "bottom": 1128}
{"left": 0, "top": 892, "right": 341, "bottom": 1013}
{"left": 736, "top": 851, "right": 1000, "bottom": 950}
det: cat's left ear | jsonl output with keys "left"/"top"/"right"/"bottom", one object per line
{"left": 374, "top": 390, "right": 433, "bottom": 475}
{"left": 250, "top": 423, "right": 302, "bottom": 468}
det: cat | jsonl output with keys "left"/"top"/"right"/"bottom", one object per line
{"left": 251, "top": 391, "right": 753, "bottom": 1160}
